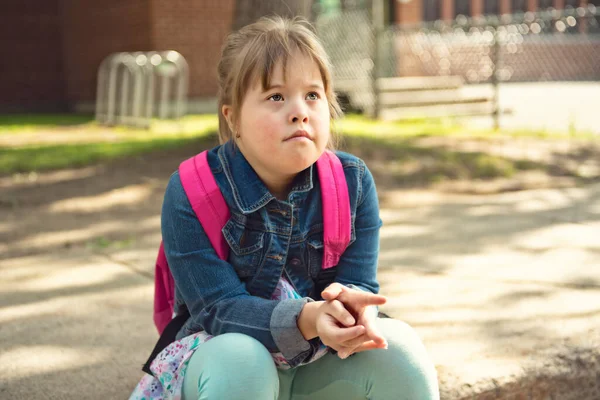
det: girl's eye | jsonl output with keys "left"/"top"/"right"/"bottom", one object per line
{"left": 268, "top": 94, "right": 283, "bottom": 102}
{"left": 306, "top": 92, "right": 320, "bottom": 101}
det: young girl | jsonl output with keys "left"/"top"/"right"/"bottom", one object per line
{"left": 131, "top": 16, "right": 439, "bottom": 400}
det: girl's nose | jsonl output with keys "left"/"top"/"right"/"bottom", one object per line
{"left": 291, "top": 115, "right": 308, "bottom": 123}
{"left": 290, "top": 103, "right": 309, "bottom": 124}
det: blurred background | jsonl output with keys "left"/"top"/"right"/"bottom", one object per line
{"left": 1, "top": 1, "right": 599, "bottom": 399}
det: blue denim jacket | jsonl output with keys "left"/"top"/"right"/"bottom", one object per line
{"left": 161, "top": 140, "right": 382, "bottom": 368}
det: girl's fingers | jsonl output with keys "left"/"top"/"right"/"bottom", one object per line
{"left": 336, "top": 340, "right": 384, "bottom": 359}
{"left": 321, "top": 283, "right": 345, "bottom": 300}
{"left": 361, "top": 317, "right": 387, "bottom": 345}
{"left": 352, "top": 340, "right": 388, "bottom": 354}
{"left": 323, "top": 285, "right": 387, "bottom": 309}
{"left": 341, "top": 291, "right": 387, "bottom": 308}
{"left": 327, "top": 299, "right": 356, "bottom": 327}
{"left": 322, "top": 283, "right": 387, "bottom": 307}
{"left": 330, "top": 324, "right": 365, "bottom": 343}
{"left": 336, "top": 319, "right": 388, "bottom": 359}
{"left": 340, "top": 332, "right": 370, "bottom": 349}
{"left": 338, "top": 330, "right": 387, "bottom": 358}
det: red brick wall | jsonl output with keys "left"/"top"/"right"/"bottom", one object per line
{"left": 0, "top": 1, "right": 66, "bottom": 111}
{"left": 150, "top": 0, "right": 235, "bottom": 98}
{"left": 1, "top": 0, "right": 234, "bottom": 112}
{"left": 61, "top": 0, "right": 153, "bottom": 104}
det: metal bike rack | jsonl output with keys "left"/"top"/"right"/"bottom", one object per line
{"left": 95, "top": 51, "right": 189, "bottom": 128}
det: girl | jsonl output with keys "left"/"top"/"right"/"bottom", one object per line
{"left": 131, "top": 16, "right": 439, "bottom": 400}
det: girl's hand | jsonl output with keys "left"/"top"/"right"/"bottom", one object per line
{"left": 314, "top": 300, "right": 368, "bottom": 354}
{"left": 321, "top": 283, "right": 388, "bottom": 358}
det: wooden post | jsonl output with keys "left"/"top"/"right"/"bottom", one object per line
{"left": 442, "top": 0, "right": 455, "bottom": 21}
{"left": 371, "top": 0, "right": 385, "bottom": 119}
{"left": 492, "top": 29, "right": 501, "bottom": 130}
{"left": 471, "top": 0, "right": 484, "bottom": 16}
{"left": 499, "top": 0, "right": 511, "bottom": 15}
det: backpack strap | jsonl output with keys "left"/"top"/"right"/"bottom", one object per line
{"left": 179, "top": 150, "right": 230, "bottom": 261}
{"left": 316, "top": 150, "right": 352, "bottom": 270}
{"left": 143, "top": 151, "right": 230, "bottom": 375}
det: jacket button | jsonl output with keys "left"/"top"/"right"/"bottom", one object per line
{"left": 289, "top": 257, "right": 302, "bottom": 266}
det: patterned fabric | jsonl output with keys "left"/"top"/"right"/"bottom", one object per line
{"left": 129, "top": 278, "right": 329, "bottom": 400}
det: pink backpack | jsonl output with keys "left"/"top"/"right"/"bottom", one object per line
{"left": 153, "top": 150, "right": 351, "bottom": 334}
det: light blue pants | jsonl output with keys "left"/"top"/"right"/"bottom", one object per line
{"left": 182, "top": 318, "right": 439, "bottom": 400}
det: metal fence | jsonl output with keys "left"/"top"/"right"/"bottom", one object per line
{"left": 389, "top": 6, "right": 600, "bottom": 83}
{"left": 316, "top": 8, "right": 376, "bottom": 114}
{"left": 315, "top": 3, "right": 599, "bottom": 189}
{"left": 95, "top": 51, "right": 189, "bottom": 128}
{"left": 315, "top": 5, "right": 600, "bottom": 119}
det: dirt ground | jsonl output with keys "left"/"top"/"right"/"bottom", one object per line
{"left": 1, "top": 133, "right": 599, "bottom": 260}
{"left": 2, "top": 135, "right": 600, "bottom": 399}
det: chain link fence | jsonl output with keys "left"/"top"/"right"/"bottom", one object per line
{"left": 315, "top": 7, "right": 376, "bottom": 113}
{"left": 316, "top": 4, "right": 600, "bottom": 118}
{"left": 314, "top": 3, "right": 599, "bottom": 190}
{"left": 391, "top": 6, "right": 600, "bottom": 83}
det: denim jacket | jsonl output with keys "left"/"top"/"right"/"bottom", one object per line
{"left": 161, "top": 140, "right": 382, "bottom": 368}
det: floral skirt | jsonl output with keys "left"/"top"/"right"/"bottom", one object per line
{"left": 129, "top": 278, "right": 329, "bottom": 400}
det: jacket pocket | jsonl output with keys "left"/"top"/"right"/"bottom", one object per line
{"left": 222, "top": 219, "right": 265, "bottom": 278}
{"left": 307, "top": 234, "right": 324, "bottom": 279}
{"left": 307, "top": 227, "right": 357, "bottom": 279}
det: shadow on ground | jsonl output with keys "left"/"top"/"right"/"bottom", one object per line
{"left": 1, "top": 135, "right": 600, "bottom": 399}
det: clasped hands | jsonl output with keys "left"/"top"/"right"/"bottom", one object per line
{"left": 316, "top": 283, "right": 388, "bottom": 359}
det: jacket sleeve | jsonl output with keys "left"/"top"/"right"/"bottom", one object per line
{"left": 161, "top": 172, "right": 320, "bottom": 367}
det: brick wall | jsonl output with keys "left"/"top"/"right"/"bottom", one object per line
{"left": 150, "top": 0, "right": 235, "bottom": 98}
{"left": 2, "top": 1, "right": 597, "bottom": 112}
{"left": 61, "top": 0, "right": 153, "bottom": 104}
{"left": 1, "top": 0, "right": 235, "bottom": 112}
{"left": 0, "top": 1, "right": 66, "bottom": 111}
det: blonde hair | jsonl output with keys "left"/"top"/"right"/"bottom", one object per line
{"left": 217, "top": 16, "right": 342, "bottom": 149}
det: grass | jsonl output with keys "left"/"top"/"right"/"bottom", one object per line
{"left": 0, "top": 113, "right": 594, "bottom": 185}
{"left": 336, "top": 114, "right": 598, "bottom": 140}
{"left": 1, "top": 115, "right": 219, "bottom": 174}
{"left": 0, "top": 114, "right": 95, "bottom": 133}
{"left": 339, "top": 134, "right": 542, "bottom": 187}
{"left": 0, "top": 136, "right": 216, "bottom": 173}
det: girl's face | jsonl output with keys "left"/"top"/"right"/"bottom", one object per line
{"left": 232, "top": 51, "right": 330, "bottom": 186}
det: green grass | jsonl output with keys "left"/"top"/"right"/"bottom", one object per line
{"left": 0, "top": 114, "right": 95, "bottom": 133}
{"left": 339, "top": 134, "right": 542, "bottom": 186}
{"left": 0, "top": 113, "right": 593, "bottom": 183}
{"left": 337, "top": 114, "right": 597, "bottom": 140}
{"left": 1, "top": 114, "right": 219, "bottom": 174}
{"left": 0, "top": 135, "right": 217, "bottom": 173}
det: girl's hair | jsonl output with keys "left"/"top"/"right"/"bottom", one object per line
{"left": 217, "top": 16, "right": 343, "bottom": 149}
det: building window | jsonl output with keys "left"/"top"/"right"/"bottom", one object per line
{"left": 423, "top": 0, "right": 441, "bottom": 21}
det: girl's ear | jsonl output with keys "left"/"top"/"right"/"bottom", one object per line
{"left": 221, "top": 104, "right": 235, "bottom": 133}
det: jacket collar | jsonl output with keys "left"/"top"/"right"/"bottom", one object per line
{"left": 218, "top": 141, "right": 314, "bottom": 214}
